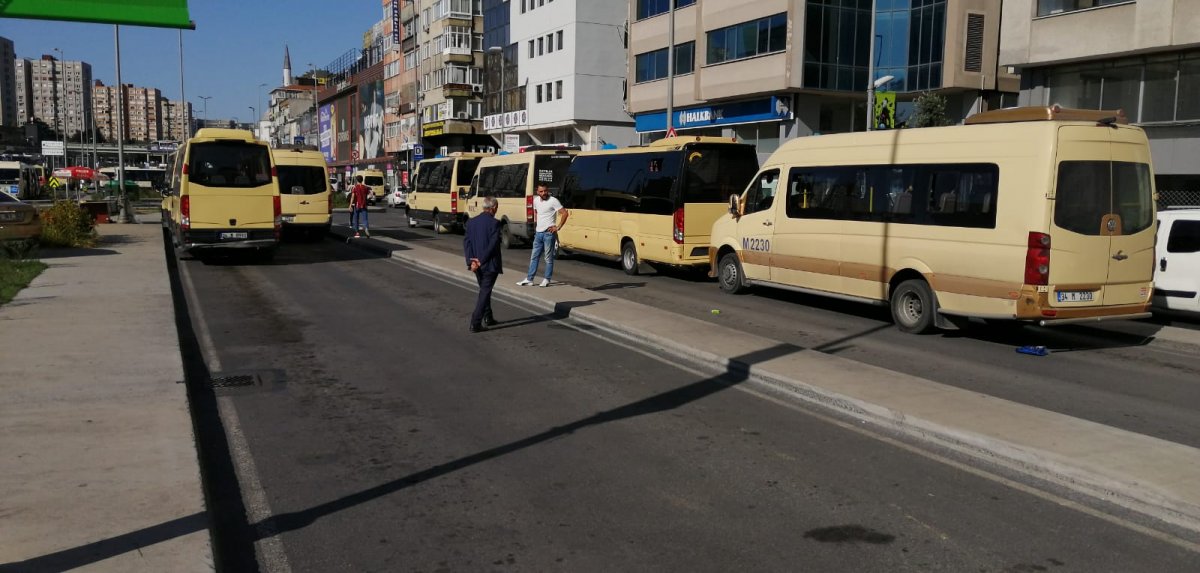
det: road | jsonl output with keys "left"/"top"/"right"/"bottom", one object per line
{"left": 359, "top": 208, "right": 1200, "bottom": 449}
{"left": 171, "top": 227, "right": 1198, "bottom": 571}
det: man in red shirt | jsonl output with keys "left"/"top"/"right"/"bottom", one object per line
{"left": 350, "top": 175, "right": 371, "bottom": 238}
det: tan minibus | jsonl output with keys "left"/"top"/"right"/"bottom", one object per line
{"left": 464, "top": 147, "right": 577, "bottom": 248}
{"left": 272, "top": 147, "right": 333, "bottom": 240}
{"left": 407, "top": 152, "right": 491, "bottom": 233}
{"left": 556, "top": 136, "right": 759, "bottom": 274}
{"left": 163, "top": 128, "right": 280, "bottom": 261}
{"left": 710, "top": 106, "right": 1156, "bottom": 333}
{"left": 356, "top": 168, "right": 387, "bottom": 204}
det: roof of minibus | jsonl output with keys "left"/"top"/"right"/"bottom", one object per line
{"left": 575, "top": 136, "right": 749, "bottom": 157}
{"left": 191, "top": 128, "right": 261, "bottom": 143}
{"left": 271, "top": 147, "right": 327, "bottom": 166}
{"left": 477, "top": 149, "right": 577, "bottom": 167}
{"left": 763, "top": 107, "right": 1145, "bottom": 168}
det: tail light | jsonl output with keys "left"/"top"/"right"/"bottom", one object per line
{"left": 182, "top": 163, "right": 189, "bottom": 175}
{"left": 180, "top": 195, "right": 190, "bottom": 232}
{"left": 1024, "top": 232, "right": 1051, "bottom": 286}
{"left": 526, "top": 195, "right": 535, "bottom": 224}
{"left": 271, "top": 166, "right": 277, "bottom": 178}
{"left": 451, "top": 190, "right": 458, "bottom": 214}
{"left": 672, "top": 207, "right": 685, "bottom": 244}
{"left": 273, "top": 195, "right": 282, "bottom": 240}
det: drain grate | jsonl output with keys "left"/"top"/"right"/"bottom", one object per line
{"left": 208, "top": 374, "right": 258, "bottom": 388}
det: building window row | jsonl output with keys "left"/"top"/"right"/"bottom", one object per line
{"left": 520, "top": 0, "right": 555, "bottom": 14}
{"left": 634, "top": 41, "right": 695, "bottom": 83}
{"left": 1036, "top": 0, "right": 1132, "bottom": 18}
{"left": 528, "top": 29, "right": 565, "bottom": 59}
{"left": 707, "top": 13, "right": 786, "bottom": 65}
{"left": 635, "top": 0, "right": 695, "bottom": 22}
{"left": 1044, "top": 51, "right": 1200, "bottom": 124}
{"left": 535, "top": 80, "right": 563, "bottom": 103}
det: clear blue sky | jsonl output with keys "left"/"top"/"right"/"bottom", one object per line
{"left": 0, "top": 1, "right": 383, "bottom": 122}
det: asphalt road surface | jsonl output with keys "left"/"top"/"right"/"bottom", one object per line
{"left": 171, "top": 230, "right": 1198, "bottom": 572}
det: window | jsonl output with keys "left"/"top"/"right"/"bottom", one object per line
{"left": 547, "top": 34, "right": 554, "bottom": 53}
{"left": 1054, "top": 161, "right": 1153, "bottom": 235}
{"left": 529, "top": 40, "right": 535, "bottom": 59}
{"left": 635, "top": 42, "right": 694, "bottom": 83}
{"left": 538, "top": 37, "right": 544, "bottom": 55}
{"left": 675, "top": 41, "right": 695, "bottom": 75}
{"left": 1167, "top": 220, "right": 1200, "bottom": 253}
{"left": 636, "top": 0, "right": 695, "bottom": 21}
{"left": 786, "top": 163, "right": 999, "bottom": 229}
{"left": 557, "top": 30, "right": 563, "bottom": 51}
{"left": 556, "top": 80, "right": 562, "bottom": 99}
{"left": 707, "top": 13, "right": 787, "bottom": 65}
{"left": 536, "top": 84, "right": 543, "bottom": 103}
{"left": 188, "top": 142, "right": 272, "bottom": 189}
{"left": 746, "top": 170, "right": 780, "bottom": 214}
{"left": 1037, "top": 0, "right": 1132, "bottom": 17}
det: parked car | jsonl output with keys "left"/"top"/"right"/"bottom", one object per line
{"left": 386, "top": 186, "right": 408, "bottom": 208}
{"left": 1152, "top": 208, "right": 1200, "bottom": 316}
{"left": 0, "top": 191, "right": 43, "bottom": 245}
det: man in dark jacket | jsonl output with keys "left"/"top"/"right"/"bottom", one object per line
{"left": 463, "top": 196, "right": 503, "bottom": 332}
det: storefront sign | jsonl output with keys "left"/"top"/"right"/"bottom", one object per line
{"left": 483, "top": 109, "right": 528, "bottom": 132}
{"left": 634, "top": 96, "right": 793, "bottom": 133}
{"left": 423, "top": 121, "right": 445, "bottom": 137}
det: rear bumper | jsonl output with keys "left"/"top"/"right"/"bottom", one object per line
{"left": 180, "top": 228, "right": 277, "bottom": 251}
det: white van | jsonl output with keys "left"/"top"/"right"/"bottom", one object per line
{"left": 1152, "top": 208, "right": 1200, "bottom": 315}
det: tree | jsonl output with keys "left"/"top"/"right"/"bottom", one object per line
{"left": 911, "top": 92, "right": 951, "bottom": 128}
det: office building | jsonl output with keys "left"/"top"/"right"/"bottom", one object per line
{"left": 1001, "top": 0, "right": 1200, "bottom": 200}
{"left": 627, "top": 0, "right": 1015, "bottom": 156}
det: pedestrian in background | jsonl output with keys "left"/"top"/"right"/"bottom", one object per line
{"left": 350, "top": 175, "right": 371, "bottom": 238}
{"left": 516, "top": 183, "right": 569, "bottom": 287}
{"left": 464, "top": 196, "right": 503, "bottom": 332}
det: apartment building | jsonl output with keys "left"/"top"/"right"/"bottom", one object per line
{"left": 484, "top": 0, "right": 635, "bottom": 151}
{"left": 1001, "top": 0, "right": 1200, "bottom": 197}
{"left": 407, "top": 0, "right": 491, "bottom": 157}
{"left": 92, "top": 81, "right": 121, "bottom": 141}
{"left": 14, "top": 55, "right": 93, "bottom": 137}
{"left": 126, "top": 85, "right": 163, "bottom": 142}
{"left": 161, "top": 99, "right": 193, "bottom": 141}
{"left": 628, "top": 0, "right": 1015, "bottom": 156}
{"left": 0, "top": 37, "right": 17, "bottom": 128}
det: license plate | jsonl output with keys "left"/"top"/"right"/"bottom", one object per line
{"left": 0, "top": 212, "right": 18, "bottom": 222}
{"left": 220, "top": 232, "right": 248, "bottom": 240}
{"left": 1056, "top": 290, "right": 1095, "bottom": 303}
{"left": 282, "top": 215, "right": 295, "bottom": 223}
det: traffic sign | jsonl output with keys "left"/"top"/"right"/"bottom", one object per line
{"left": 665, "top": 127, "right": 678, "bottom": 138}
{"left": 413, "top": 145, "right": 424, "bottom": 161}
{"left": 42, "top": 140, "right": 64, "bottom": 156}
{"left": 294, "top": 136, "right": 305, "bottom": 145}
{"left": 48, "top": 176, "right": 62, "bottom": 189}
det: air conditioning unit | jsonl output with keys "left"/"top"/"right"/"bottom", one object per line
{"left": 455, "top": 111, "right": 469, "bottom": 119}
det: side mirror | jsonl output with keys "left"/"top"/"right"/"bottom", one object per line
{"left": 727, "top": 193, "right": 741, "bottom": 218}
{"left": 160, "top": 188, "right": 171, "bottom": 198}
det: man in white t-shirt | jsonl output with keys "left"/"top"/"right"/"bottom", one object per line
{"left": 516, "top": 183, "right": 570, "bottom": 287}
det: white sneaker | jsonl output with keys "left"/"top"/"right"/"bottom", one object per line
{"left": 538, "top": 278, "right": 550, "bottom": 287}
{"left": 516, "top": 278, "right": 533, "bottom": 286}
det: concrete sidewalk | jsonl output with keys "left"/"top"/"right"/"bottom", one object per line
{"left": 335, "top": 225, "right": 1200, "bottom": 538}
{"left": 0, "top": 220, "right": 212, "bottom": 571}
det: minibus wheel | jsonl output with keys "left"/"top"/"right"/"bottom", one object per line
{"left": 500, "top": 225, "right": 513, "bottom": 249}
{"left": 890, "top": 279, "right": 935, "bottom": 334}
{"left": 718, "top": 252, "right": 746, "bottom": 294}
{"left": 433, "top": 212, "right": 447, "bottom": 234}
{"left": 621, "top": 240, "right": 640, "bottom": 275}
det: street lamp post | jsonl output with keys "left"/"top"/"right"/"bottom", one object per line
{"left": 249, "top": 107, "right": 256, "bottom": 137}
{"left": 53, "top": 48, "right": 68, "bottom": 174}
{"left": 307, "top": 64, "right": 318, "bottom": 146}
{"left": 198, "top": 95, "right": 211, "bottom": 125}
{"left": 487, "top": 46, "right": 505, "bottom": 151}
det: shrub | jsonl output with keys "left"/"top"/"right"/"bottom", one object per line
{"left": 911, "top": 92, "right": 952, "bottom": 128}
{"left": 39, "top": 200, "right": 97, "bottom": 248}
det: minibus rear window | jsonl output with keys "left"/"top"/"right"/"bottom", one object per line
{"left": 364, "top": 176, "right": 385, "bottom": 186}
{"left": 1055, "top": 161, "right": 1153, "bottom": 235}
{"left": 189, "top": 142, "right": 272, "bottom": 188}
{"left": 277, "top": 166, "right": 327, "bottom": 195}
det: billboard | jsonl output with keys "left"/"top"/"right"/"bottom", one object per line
{"left": 0, "top": 0, "right": 193, "bottom": 28}
{"left": 335, "top": 96, "right": 355, "bottom": 163}
{"left": 319, "top": 104, "right": 334, "bottom": 163}
{"left": 359, "top": 80, "right": 385, "bottom": 162}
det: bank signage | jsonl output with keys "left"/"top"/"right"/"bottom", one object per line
{"left": 634, "top": 96, "right": 794, "bottom": 133}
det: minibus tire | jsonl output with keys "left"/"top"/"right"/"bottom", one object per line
{"left": 500, "top": 224, "right": 513, "bottom": 250}
{"left": 718, "top": 252, "right": 746, "bottom": 294}
{"left": 891, "top": 279, "right": 936, "bottom": 334}
{"left": 434, "top": 212, "right": 447, "bottom": 234}
{"left": 621, "top": 241, "right": 640, "bottom": 276}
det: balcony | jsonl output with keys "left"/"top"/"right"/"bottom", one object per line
{"left": 443, "top": 45, "right": 473, "bottom": 64}
{"left": 442, "top": 83, "right": 475, "bottom": 99}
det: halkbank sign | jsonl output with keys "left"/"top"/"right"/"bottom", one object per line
{"left": 635, "top": 96, "right": 793, "bottom": 133}
{"left": 0, "top": 0, "right": 193, "bottom": 28}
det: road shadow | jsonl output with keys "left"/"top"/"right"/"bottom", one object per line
{"left": 249, "top": 340, "right": 805, "bottom": 541}
{"left": 0, "top": 513, "right": 208, "bottom": 572}
{"left": 32, "top": 247, "right": 119, "bottom": 259}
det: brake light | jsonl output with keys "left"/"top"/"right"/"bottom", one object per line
{"left": 182, "top": 163, "right": 189, "bottom": 175}
{"left": 273, "top": 195, "right": 282, "bottom": 240}
{"left": 526, "top": 195, "right": 535, "bottom": 224}
{"left": 271, "top": 166, "right": 277, "bottom": 178}
{"left": 180, "top": 195, "right": 190, "bottom": 231}
{"left": 1024, "top": 232, "right": 1051, "bottom": 286}
{"left": 451, "top": 190, "right": 458, "bottom": 214}
{"left": 672, "top": 207, "right": 685, "bottom": 244}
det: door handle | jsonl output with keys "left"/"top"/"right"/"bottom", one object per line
{"left": 762, "top": 220, "right": 773, "bottom": 227}
{"left": 1112, "top": 251, "right": 1128, "bottom": 261}
{"left": 1160, "top": 257, "right": 1167, "bottom": 272}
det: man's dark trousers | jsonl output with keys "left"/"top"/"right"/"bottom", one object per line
{"left": 472, "top": 270, "right": 497, "bottom": 328}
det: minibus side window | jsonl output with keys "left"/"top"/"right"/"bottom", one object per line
{"left": 533, "top": 155, "right": 574, "bottom": 195}
{"left": 640, "top": 153, "right": 680, "bottom": 215}
{"left": 1112, "top": 162, "right": 1153, "bottom": 234}
{"left": 456, "top": 159, "right": 481, "bottom": 187}
{"left": 476, "top": 166, "right": 498, "bottom": 197}
{"left": 745, "top": 170, "right": 779, "bottom": 214}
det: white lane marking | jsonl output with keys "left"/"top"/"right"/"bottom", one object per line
{"left": 180, "top": 260, "right": 293, "bottom": 573}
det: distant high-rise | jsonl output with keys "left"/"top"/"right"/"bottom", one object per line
{"left": 0, "top": 37, "right": 17, "bottom": 127}
{"left": 14, "top": 55, "right": 93, "bottom": 136}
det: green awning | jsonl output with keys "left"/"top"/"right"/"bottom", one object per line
{"left": 0, "top": 0, "right": 193, "bottom": 29}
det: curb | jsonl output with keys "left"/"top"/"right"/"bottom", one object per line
{"left": 331, "top": 227, "right": 1200, "bottom": 536}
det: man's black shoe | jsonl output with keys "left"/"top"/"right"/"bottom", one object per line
{"left": 469, "top": 324, "right": 485, "bottom": 333}
{"left": 482, "top": 315, "right": 497, "bottom": 327}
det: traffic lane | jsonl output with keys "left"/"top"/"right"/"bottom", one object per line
{"left": 181, "top": 240, "right": 1197, "bottom": 571}
{"left": 363, "top": 210, "right": 1200, "bottom": 449}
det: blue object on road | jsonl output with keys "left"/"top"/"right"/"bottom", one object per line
{"left": 1016, "top": 345, "right": 1050, "bottom": 356}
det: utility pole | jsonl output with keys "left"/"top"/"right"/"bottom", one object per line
{"left": 115, "top": 25, "right": 132, "bottom": 223}
{"left": 666, "top": 2, "right": 675, "bottom": 139}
